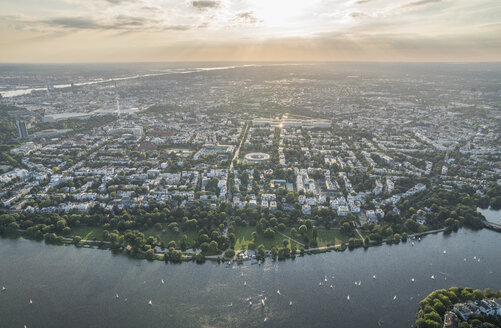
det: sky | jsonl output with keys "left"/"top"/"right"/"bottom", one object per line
{"left": 0, "top": 0, "right": 500, "bottom": 62}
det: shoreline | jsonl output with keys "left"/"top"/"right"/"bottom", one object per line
{"left": 1, "top": 226, "right": 452, "bottom": 264}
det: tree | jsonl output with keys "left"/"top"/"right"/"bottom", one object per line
{"left": 146, "top": 248, "right": 155, "bottom": 260}
{"left": 62, "top": 227, "right": 71, "bottom": 236}
{"left": 195, "top": 253, "right": 205, "bottom": 263}
{"left": 263, "top": 228, "right": 275, "bottom": 239}
{"left": 270, "top": 247, "right": 278, "bottom": 259}
{"left": 472, "top": 289, "right": 484, "bottom": 300}
{"left": 312, "top": 226, "right": 318, "bottom": 241}
{"left": 491, "top": 196, "right": 501, "bottom": 210}
{"left": 209, "top": 240, "right": 219, "bottom": 253}
{"left": 257, "top": 244, "right": 265, "bottom": 258}
{"left": 200, "top": 242, "right": 210, "bottom": 253}
{"left": 224, "top": 249, "right": 235, "bottom": 258}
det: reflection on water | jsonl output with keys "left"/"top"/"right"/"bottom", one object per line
{"left": 0, "top": 228, "right": 500, "bottom": 328}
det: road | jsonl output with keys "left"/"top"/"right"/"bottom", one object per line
{"left": 274, "top": 229, "right": 305, "bottom": 247}
{"left": 227, "top": 122, "right": 249, "bottom": 200}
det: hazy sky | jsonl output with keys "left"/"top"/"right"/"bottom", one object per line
{"left": 1, "top": 0, "right": 500, "bottom": 62}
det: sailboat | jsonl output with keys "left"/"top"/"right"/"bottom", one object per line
{"left": 148, "top": 300, "right": 152, "bottom": 306}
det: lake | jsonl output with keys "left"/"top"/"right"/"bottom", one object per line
{"left": 1, "top": 228, "right": 500, "bottom": 328}
{"left": 478, "top": 207, "right": 501, "bottom": 225}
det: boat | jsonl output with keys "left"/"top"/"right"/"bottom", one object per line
{"left": 249, "top": 301, "right": 252, "bottom": 305}
{"left": 116, "top": 293, "right": 119, "bottom": 299}
{"left": 393, "top": 295, "right": 397, "bottom": 300}
{"left": 1, "top": 286, "right": 5, "bottom": 291}
{"left": 330, "top": 285, "right": 333, "bottom": 288}
{"left": 289, "top": 301, "right": 293, "bottom": 306}
{"left": 464, "top": 258, "right": 467, "bottom": 262}
{"left": 411, "top": 242, "right": 414, "bottom": 246}
{"left": 319, "top": 282, "right": 322, "bottom": 286}
{"left": 443, "top": 250, "right": 447, "bottom": 255}
{"left": 411, "top": 278, "right": 415, "bottom": 283}
{"left": 264, "top": 317, "right": 268, "bottom": 322}
{"left": 261, "top": 299, "right": 265, "bottom": 307}
{"left": 372, "top": 275, "right": 376, "bottom": 280}
{"left": 276, "top": 290, "right": 280, "bottom": 295}
{"left": 148, "top": 300, "right": 152, "bottom": 306}
{"left": 431, "top": 275, "right": 435, "bottom": 280}
{"left": 347, "top": 295, "right": 350, "bottom": 301}
{"left": 29, "top": 300, "right": 33, "bottom": 304}
{"left": 161, "top": 279, "right": 164, "bottom": 284}
{"left": 244, "top": 281, "right": 247, "bottom": 286}
{"left": 418, "top": 237, "right": 421, "bottom": 241}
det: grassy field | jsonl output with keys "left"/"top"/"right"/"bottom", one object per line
{"left": 71, "top": 226, "right": 104, "bottom": 240}
{"left": 68, "top": 224, "right": 352, "bottom": 250}
{"left": 142, "top": 227, "right": 198, "bottom": 246}
{"left": 314, "top": 228, "right": 349, "bottom": 247}
{"left": 234, "top": 226, "right": 301, "bottom": 250}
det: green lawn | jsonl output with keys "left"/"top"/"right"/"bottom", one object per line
{"left": 142, "top": 226, "right": 198, "bottom": 247}
{"left": 315, "top": 228, "right": 349, "bottom": 247}
{"left": 71, "top": 226, "right": 104, "bottom": 240}
{"left": 234, "top": 226, "right": 300, "bottom": 250}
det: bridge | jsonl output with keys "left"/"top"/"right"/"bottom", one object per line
{"left": 484, "top": 221, "right": 501, "bottom": 232}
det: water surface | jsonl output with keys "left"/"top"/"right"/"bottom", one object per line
{"left": 0, "top": 228, "right": 500, "bottom": 328}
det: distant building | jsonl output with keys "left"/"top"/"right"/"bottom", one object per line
{"left": 15, "top": 120, "right": 29, "bottom": 138}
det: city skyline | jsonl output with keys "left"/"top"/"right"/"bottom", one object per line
{"left": 1, "top": 0, "right": 500, "bottom": 62}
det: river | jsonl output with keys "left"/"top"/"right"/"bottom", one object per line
{"left": 0, "top": 228, "right": 500, "bottom": 328}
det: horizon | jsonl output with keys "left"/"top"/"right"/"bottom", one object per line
{"left": 1, "top": 0, "right": 500, "bottom": 62}
{"left": 1, "top": 60, "right": 500, "bottom": 64}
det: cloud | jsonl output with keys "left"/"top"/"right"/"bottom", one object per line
{"left": 402, "top": 0, "right": 443, "bottom": 8}
{"left": 2, "top": 15, "right": 192, "bottom": 33}
{"left": 105, "top": 0, "right": 134, "bottom": 4}
{"left": 192, "top": 1, "right": 220, "bottom": 10}
{"left": 48, "top": 17, "right": 105, "bottom": 29}
{"left": 350, "top": 12, "right": 369, "bottom": 19}
{"left": 233, "top": 12, "right": 258, "bottom": 24}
